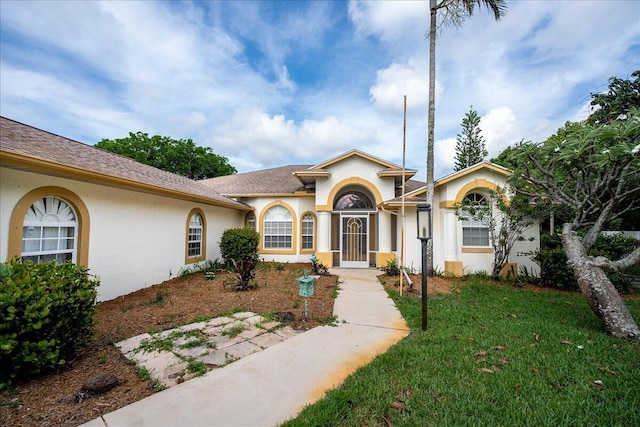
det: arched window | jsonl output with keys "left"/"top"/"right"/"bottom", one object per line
{"left": 22, "top": 196, "right": 78, "bottom": 263}
{"left": 301, "top": 213, "right": 315, "bottom": 250}
{"left": 334, "top": 190, "right": 374, "bottom": 210}
{"left": 186, "top": 209, "right": 206, "bottom": 263}
{"left": 246, "top": 212, "right": 256, "bottom": 231}
{"left": 461, "top": 193, "right": 490, "bottom": 246}
{"left": 263, "top": 205, "right": 292, "bottom": 249}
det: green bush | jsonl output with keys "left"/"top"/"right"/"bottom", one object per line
{"left": 0, "top": 258, "right": 99, "bottom": 388}
{"left": 219, "top": 228, "right": 260, "bottom": 290}
{"left": 533, "top": 232, "right": 639, "bottom": 293}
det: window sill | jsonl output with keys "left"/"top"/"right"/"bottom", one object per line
{"left": 461, "top": 247, "right": 493, "bottom": 253}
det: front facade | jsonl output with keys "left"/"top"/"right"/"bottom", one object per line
{"left": 1, "top": 117, "right": 539, "bottom": 301}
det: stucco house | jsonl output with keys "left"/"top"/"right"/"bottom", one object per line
{"left": 1, "top": 117, "right": 539, "bottom": 301}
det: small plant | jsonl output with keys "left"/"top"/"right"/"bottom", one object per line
{"left": 220, "top": 227, "right": 261, "bottom": 291}
{"left": 205, "top": 271, "right": 216, "bottom": 280}
{"left": 380, "top": 258, "right": 400, "bottom": 276}
{"left": 99, "top": 353, "right": 107, "bottom": 364}
{"left": 310, "top": 255, "right": 330, "bottom": 276}
{"left": 186, "top": 360, "right": 208, "bottom": 377}
{"left": 220, "top": 324, "right": 246, "bottom": 339}
{"left": 318, "top": 315, "right": 339, "bottom": 327}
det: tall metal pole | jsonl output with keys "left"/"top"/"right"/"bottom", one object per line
{"left": 400, "top": 95, "right": 407, "bottom": 296}
{"left": 421, "top": 238, "right": 428, "bottom": 330}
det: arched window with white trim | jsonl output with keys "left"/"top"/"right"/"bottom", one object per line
{"left": 301, "top": 213, "right": 315, "bottom": 250}
{"left": 263, "top": 205, "right": 292, "bottom": 249}
{"left": 461, "top": 192, "right": 490, "bottom": 247}
{"left": 187, "top": 213, "right": 203, "bottom": 258}
{"left": 22, "top": 196, "right": 78, "bottom": 263}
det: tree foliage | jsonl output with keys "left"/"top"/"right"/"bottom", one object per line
{"left": 506, "top": 102, "right": 640, "bottom": 339}
{"left": 454, "top": 106, "right": 488, "bottom": 171}
{"left": 95, "top": 132, "right": 236, "bottom": 180}
{"left": 456, "top": 187, "right": 535, "bottom": 279}
{"left": 587, "top": 70, "right": 640, "bottom": 125}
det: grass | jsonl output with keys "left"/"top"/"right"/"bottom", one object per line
{"left": 284, "top": 279, "right": 640, "bottom": 427}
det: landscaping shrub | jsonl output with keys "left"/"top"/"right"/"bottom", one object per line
{"left": 219, "top": 227, "right": 260, "bottom": 290}
{"left": 533, "top": 232, "right": 639, "bottom": 293}
{"left": 0, "top": 258, "right": 99, "bottom": 388}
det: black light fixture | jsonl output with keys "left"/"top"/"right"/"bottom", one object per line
{"left": 416, "top": 203, "right": 432, "bottom": 331}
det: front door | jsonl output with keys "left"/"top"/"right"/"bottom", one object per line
{"left": 341, "top": 215, "right": 368, "bottom": 268}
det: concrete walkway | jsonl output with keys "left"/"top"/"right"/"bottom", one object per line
{"left": 81, "top": 268, "right": 409, "bottom": 427}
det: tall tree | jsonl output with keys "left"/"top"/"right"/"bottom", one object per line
{"left": 454, "top": 106, "right": 488, "bottom": 171}
{"left": 426, "top": 0, "right": 507, "bottom": 274}
{"left": 95, "top": 132, "right": 236, "bottom": 180}
{"left": 587, "top": 70, "right": 640, "bottom": 125}
{"left": 507, "top": 109, "right": 640, "bottom": 340}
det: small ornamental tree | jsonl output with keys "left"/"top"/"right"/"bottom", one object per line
{"left": 454, "top": 106, "right": 488, "bottom": 171}
{"left": 219, "top": 228, "right": 260, "bottom": 291}
{"left": 456, "top": 187, "right": 535, "bottom": 279}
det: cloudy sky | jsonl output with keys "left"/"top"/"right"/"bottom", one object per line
{"left": 1, "top": 1, "right": 638, "bottom": 180}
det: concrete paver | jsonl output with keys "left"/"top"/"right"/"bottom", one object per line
{"left": 82, "top": 268, "right": 409, "bottom": 427}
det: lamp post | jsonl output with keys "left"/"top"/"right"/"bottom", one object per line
{"left": 416, "top": 203, "right": 432, "bottom": 331}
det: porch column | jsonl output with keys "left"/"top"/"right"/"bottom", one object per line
{"left": 316, "top": 211, "right": 332, "bottom": 267}
{"left": 377, "top": 210, "right": 394, "bottom": 266}
{"left": 444, "top": 208, "right": 463, "bottom": 276}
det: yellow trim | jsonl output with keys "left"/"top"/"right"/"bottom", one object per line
{"left": 299, "top": 211, "right": 317, "bottom": 254}
{"left": 445, "top": 260, "right": 464, "bottom": 277}
{"left": 376, "top": 252, "right": 395, "bottom": 267}
{"left": 259, "top": 201, "right": 297, "bottom": 255}
{"left": 439, "top": 178, "right": 509, "bottom": 208}
{"left": 185, "top": 208, "right": 207, "bottom": 264}
{"left": 314, "top": 251, "right": 333, "bottom": 268}
{"left": 244, "top": 211, "right": 256, "bottom": 229}
{"left": 1, "top": 150, "right": 251, "bottom": 211}
{"left": 462, "top": 247, "right": 493, "bottom": 253}
{"left": 312, "top": 150, "right": 400, "bottom": 171}
{"left": 225, "top": 193, "right": 314, "bottom": 199}
{"left": 439, "top": 200, "right": 457, "bottom": 209}
{"left": 8, "top": 187, "right": 90, "bottom": 267}
{"left": 316, "top": 177, "right": 383, "bottom": 211}
{"left": 435, "top": 162, "right": 510, "bottom": 188}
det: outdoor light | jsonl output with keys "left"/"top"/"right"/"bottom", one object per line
{"left": 416, "top": 203, "right": 432, "bottom": 331}
{"left": 416, "top": 203, "right": 432, "bottom": 240}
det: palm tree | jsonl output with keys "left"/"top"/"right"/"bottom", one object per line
{"left": 426, "top": 0, "right": 507, "bottom": 274}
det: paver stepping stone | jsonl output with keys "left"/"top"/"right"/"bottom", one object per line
{"left": 202, "top": 325, "right": 223, "bottom": 335}
{"left": 142, "top": 351, "right": 183, "bottom": 377}
{"left": 160, "top": 361, "right": 189, "bottom": 387}
{"left": 206, "top": 316, "right": 236, "bottom": 327}
{"left": 116, "top": 333, "right": 151, "bottom": 354}
{"left": 175, "top": 345, "right": 211, "bottom": 359}
{"left": 258, "top": 321, "right": 281, "bottom": 330}
{"left": 224, "top": 341, "right": 262, "bottom": 359}
{"left": 238, "top": 327, "right": 266, "bottom": 340}
{"left": 231, "top": 311, "right": 257, "bottom": 320}
{"left": 200, "top": 350, "right": 228, "bottom": 367}
{"left": 243, "top": 314, "right": 265, "bottom": 325}
{"left": 249, "top": 332, "right": 286, "bottom": 348}
{"left": 216, "top": 335, "right": 245, "bottom": 350}
{"left": 179, "top": 321, "right": 209, "bottom": 331}
{"left": 274, "top": 326, "right": 300, "bottom": 339}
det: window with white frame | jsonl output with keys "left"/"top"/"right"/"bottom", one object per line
{"left": 22, "top": 196, "right": 78, "bottom": 263}
{"left": 461, "top": 193, "right": 490, "bottom": 246}
{"left": 301, "top": 213, "right": 314, "bottom": 250}
{"left": 188, "top": 213, "right": 203, "bottom": 258}
{"left": 263, "top": 205, "right": 292, "bottom": 249}
{"left": 246, "top": 212, "right": 256, "bottom": 231}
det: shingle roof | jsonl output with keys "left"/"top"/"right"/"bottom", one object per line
{"left": 0, "top": 117, "right": 249, "bottom": 210}
{"left": 201, "top": 165, "right": 312, "bottom": 195}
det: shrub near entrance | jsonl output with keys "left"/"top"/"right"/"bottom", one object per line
{"left": 0, "top": 258, "right": 99, "bottom": 388}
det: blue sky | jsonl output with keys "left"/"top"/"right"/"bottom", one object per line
{"left": 1, "top": 0, "right": 638, "bottom": 179}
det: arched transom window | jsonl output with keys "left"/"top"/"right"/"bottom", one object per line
{"left": 301, "top": 213, "right": 315, "bottom": 250}
{"left": 22, "top": 196, "right": 77, "bottom": 263}
{"left": 461, "top": 193, "right": 490, "bottom": 246}
{"left": 187, "top": 213, "right": 203, "bottom": 258}
{"left": 263, "top": 205, "right": 292, "bottom": 249}
{"left": 334, "top": 190, "right": 374, "bottom": 210}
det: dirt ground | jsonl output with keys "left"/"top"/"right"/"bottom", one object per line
{"left": 0, "top": 263, "right": 341, "bottom": 427}
{"left": 0, "top": 264, "right": 459, "bottom": 427}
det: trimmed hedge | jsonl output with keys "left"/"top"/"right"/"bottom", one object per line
{"left": 0, "top": 258, "right": 99, "bottom": 388}
{"left": 219, "top": 227, "right": 260, "bottom": 269}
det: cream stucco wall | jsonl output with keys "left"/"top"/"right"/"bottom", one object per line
{"left": 1, "top": 167, "right": 244, "bottom": 301}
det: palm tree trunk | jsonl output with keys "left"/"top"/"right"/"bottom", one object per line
{"left": 426, "top": 0, "right": 437, "bottom": 276}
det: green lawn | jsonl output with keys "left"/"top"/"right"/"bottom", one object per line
{"left": 283, "top": 280, "right": 640, "bottom": 427}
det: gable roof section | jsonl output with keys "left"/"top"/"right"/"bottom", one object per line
{"left": 0, "top": 117, "right": 250, "bottom": 210}
{"left": 381, "top": 162, "right": 511, "bottom": 208}
{"left": 201, "top": 165, "right": 312, "bottom": 196}
{"left": 293, "top": 149, "right": 417, "bottom": 185}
